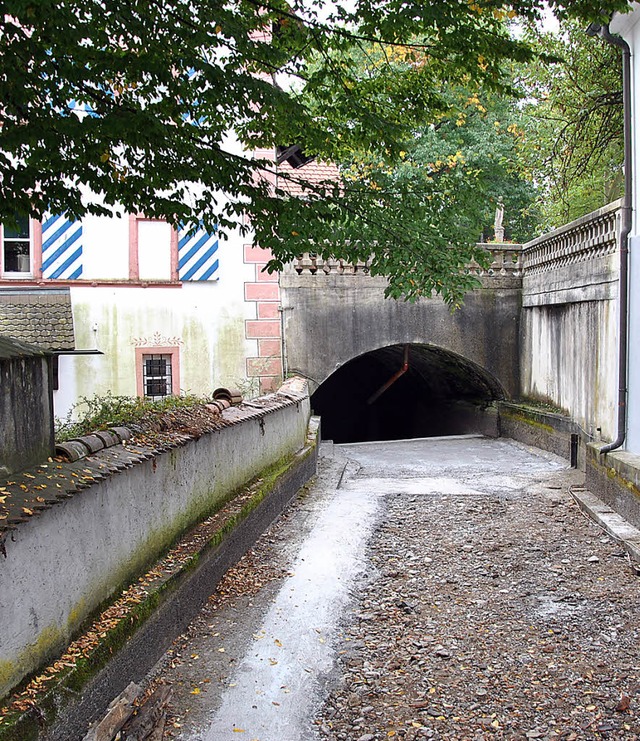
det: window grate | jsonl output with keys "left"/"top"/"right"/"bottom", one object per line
{"left": 142, "top": 353, "right": 172, "bottom": 400}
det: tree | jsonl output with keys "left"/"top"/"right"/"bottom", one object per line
{"left": 520, "top": 19, "right": 624, "bottom": 228}
{"left": 0, "top": 0, "right": 629, "bottom": 303}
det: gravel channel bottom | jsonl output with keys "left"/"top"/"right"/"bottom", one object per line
{"left": 315, "top": 483, "right": 640, "bottom": 741}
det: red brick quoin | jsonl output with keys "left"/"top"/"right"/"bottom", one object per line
{"left": 243, "top": 244, "right": 282, "bottom": 394}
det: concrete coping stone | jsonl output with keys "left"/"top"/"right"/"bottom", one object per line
{"left": 572, "top": 487, "right": 640, "bottom": 566}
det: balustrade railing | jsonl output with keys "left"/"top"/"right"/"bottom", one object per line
{"left": 290, "top": 244, "right": 523, "bottom": 279}
{"left": 522, "top": 199, "right": 621, "bottom": 275}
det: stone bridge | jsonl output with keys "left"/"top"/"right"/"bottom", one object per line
{"left": 279, "top": 201, "right": 621, "bottom": 444}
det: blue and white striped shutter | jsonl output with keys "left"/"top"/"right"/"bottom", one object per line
{"left": 41, "top": 213, "right": 83, "bottom": 280}
{"left": 178, "top": 224, "right": 219, "bottom": 281}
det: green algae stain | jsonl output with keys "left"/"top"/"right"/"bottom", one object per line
{"left": 0, "top": 625, "right": 64, "bottom": 702}
{"left": 215, "top": 315, "right": 248, "bottom": 383}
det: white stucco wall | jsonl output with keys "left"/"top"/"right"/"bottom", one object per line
{"left": 521, "top": 300, "right": 618, "bottom": 441}
{"left": 611, "top": 6, "right": 640, "bottom": 453}
{"left": 54, "top": 218, "right": 259, "bottom": 420}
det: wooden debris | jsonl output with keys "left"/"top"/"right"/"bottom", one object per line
{"left": 82, "top": 682, "right": 140, "bottom": 741}
{"left": 121, "top": 685, "right": 172, "bottom": 741}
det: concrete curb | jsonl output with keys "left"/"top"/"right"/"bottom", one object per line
{"left": 571, "top": 487, "right": 640, "bottom": 566}
{"left": 0, "top": 420, "right": 319, "bottom": 741}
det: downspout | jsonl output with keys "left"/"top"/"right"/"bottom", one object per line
{"left": 587, "top": 23, "right": 632, "bottom": 454}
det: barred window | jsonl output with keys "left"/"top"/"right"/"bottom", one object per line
{"left": 142, "top": 353, "right": 173, "bottom": 400}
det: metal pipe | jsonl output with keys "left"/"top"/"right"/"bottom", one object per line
{"left": 367, "top": 344, "right": 410, "bottom": 405}
{"left": 588, "top": 24, "right": 632, "bottom": 455}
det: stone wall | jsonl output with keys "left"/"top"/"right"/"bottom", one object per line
{"left": 0, "top": 337, "right": 54, "bottom": 475}
{"left": 520, "top": 201, "right": 621, "bottom": 444}
{"left": 0, "top": 380, "right": 311, "bottom": 700}
{"left": 280, "top": 245, "right": 523, "bottom": 398}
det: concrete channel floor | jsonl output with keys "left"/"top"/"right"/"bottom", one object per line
{"left": 143, "top": 435, "right": 640, "bottom": 740}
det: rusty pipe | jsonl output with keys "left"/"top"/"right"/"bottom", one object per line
{"left": 367, "top": 344, "right": 410, "bottom": 405}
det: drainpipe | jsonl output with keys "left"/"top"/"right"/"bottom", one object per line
{"left": 587, "top": 24, "right": 631, "bottom": 455}
{"left": 367, "top": 344, "right": 410, "bottom": 405}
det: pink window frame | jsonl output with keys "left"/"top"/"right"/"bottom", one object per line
{"left": 128, "top": 214, "right": 179, "bottom": 281}
{"left": 135, "top": 346, "right": 181, "bottom": 398}
{"left": 1, "top": 218, "right": 42, "bottom": 278}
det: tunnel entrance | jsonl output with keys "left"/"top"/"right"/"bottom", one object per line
{"left": 311, "top": 343, "right": 505, "bottom": 444}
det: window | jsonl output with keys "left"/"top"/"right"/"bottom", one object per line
{"left": 129, "top": 215, "right": 178, "bottom": 282}
{"left": 135, "top": 346, "right": 180, "bottom": 399}
{"left": 142, "top": 354, "right": 173, "bottom": 400}
{"left": 2, "top": 216, "right": 32, "bottom": 275}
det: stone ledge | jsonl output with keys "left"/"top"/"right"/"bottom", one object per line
{"left": 571, "top": 487, "right": 640, "bottom": 565}
{"left": 586, "top": 443, "right": 640, "bottom": 531}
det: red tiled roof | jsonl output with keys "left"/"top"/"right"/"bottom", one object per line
{"left": 275, "top": 160, "right": 340, "bottom": 197}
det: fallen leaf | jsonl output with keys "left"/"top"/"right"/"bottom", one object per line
{"left": 616, "top": 694, "right": 631, "bottom": 713}
{"left": 22, "top": 507, "right": 33, "bottom": 515}
{"left": 190, "top": 687, "right": 201, "bottom": 695}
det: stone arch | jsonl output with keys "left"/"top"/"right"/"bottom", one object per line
{"left": 311, "top": 343, "right": 506, "bottom": 444}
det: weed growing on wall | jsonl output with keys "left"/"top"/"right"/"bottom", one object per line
{"left": 54, "top": 391, "right": 211, "bottom": 442}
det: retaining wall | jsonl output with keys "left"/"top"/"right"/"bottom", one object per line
{"left": 0, "top": 379, "right": 311, "bottom": 702}
{"left": 520, "top": 201, "right": 620, "bottom": 443}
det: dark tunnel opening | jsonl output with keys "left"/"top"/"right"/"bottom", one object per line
{"left": 311, "top": 343, "right": 505, "bottom": 444}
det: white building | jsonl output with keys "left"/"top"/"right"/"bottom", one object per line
{"left": 0, "top": 163, "right": 286, "bottom": 420}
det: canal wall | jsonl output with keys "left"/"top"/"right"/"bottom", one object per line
{"left": 520, "top": 201, "right": 621, "bottom": 445}
{"left": 0, "top": 379, "right": 314, "bottom": 707}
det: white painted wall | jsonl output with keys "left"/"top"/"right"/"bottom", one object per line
{"left": 611, "top": 6, "right": 640, "bottom": 453}
{"left": 0, "top": 392, "right": 311, "bottom": 699}
{"left": 54, "top": 217, "right": 259, "bottom": 421}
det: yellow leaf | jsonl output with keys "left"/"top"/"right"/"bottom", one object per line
{"left": 190, "top": 687, "right": 201, "bottom": 695}
{"left": 0, "top": 496, "right": 6, "bottom": 504}
{"left": 22, "top": 507, "right": 33, "bottom": 515}
{"left": 274, "top": 639, "right": 282, "bottom": 647}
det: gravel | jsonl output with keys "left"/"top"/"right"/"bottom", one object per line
{"left": 146, "top": 439, "right": 640, "bottom": 740}
{"left": 312, "top": 460, "right": 640, "bottom": 740}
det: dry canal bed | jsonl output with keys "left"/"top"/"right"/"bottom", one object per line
{"left": 137, "top": 436, "right": 640, "bottom": 740}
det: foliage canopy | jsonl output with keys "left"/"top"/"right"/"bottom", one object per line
{"left": 520, "top": 20, "right": 624, "bottom": 228}
{"left": 0, "top": 0, "right": 629, "bottom": 302}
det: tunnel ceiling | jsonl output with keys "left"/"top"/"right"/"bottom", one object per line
{"left": 311, "top": 343, "right": 505, "bottom": 444}
{"left": 370, "top": 343, "right": 504, "bottom": 401}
